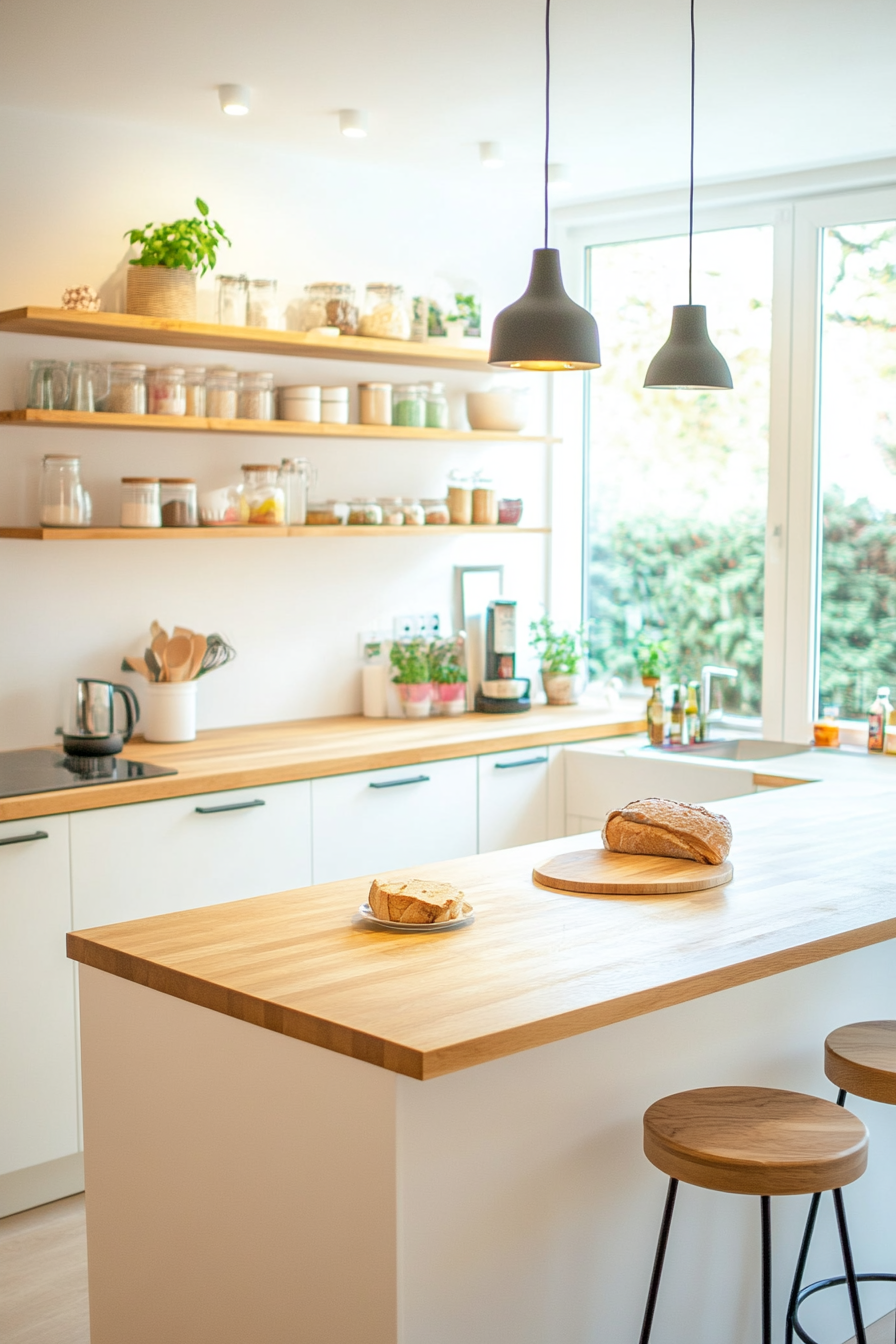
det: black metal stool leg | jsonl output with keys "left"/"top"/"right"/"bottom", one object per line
{"left": 638, "top": 1178, "right": 678, "bottom": 1344}
{"left": 761, "top": 1195, "right": 772, "bottom": 1344}
{"left": 786, "top": 1191, "right": 823, "bottom": 1344}
{"left": 833, "top": 1187, "right": 868, "bottom": 1344}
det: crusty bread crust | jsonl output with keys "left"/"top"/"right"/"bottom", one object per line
{"left": 601, "top": 797, "right": 732, "bottom": 865}
{"left": 368, "top": 877, "right": 468, "bottom": 924}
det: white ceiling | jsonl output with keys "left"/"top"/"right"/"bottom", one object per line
{"left": 2, "top": 0, "right": 895, "bottom": 198}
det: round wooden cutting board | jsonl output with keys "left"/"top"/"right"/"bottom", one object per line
{"left": 533, "top": 848, "right": 733, "bottom": 896}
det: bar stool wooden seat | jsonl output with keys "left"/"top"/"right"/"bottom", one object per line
{"left": 638, "top": 1086, "right": 869, "bottom": 1344}
{"left": 787, "top": 1024, "right": 896, "bottom": 1344}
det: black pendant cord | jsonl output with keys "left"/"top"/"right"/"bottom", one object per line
{"left": 544, "top": 0, "right": 551, "bottom": 250}
{"left": 688, "top": 0, "right": 695, "bottom": 305}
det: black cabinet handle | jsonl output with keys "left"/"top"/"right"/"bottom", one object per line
{"left": 195, "top": 799, "right": 265, "bottom": 814}
{"left": 0, "top": 830, "right": 49, "bottom": 847}
{"left": 369, "top": 775, "right": 430, "bottom": 790}
{"left": 494, "top": 756, "right": 548, "bottom": 769}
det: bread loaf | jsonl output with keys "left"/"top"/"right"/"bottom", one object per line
{"left": 368, "top": 877, "right": 470, "bottom": 924}
{"left": 602, "top": 797, "right": 732, "bottom": 865}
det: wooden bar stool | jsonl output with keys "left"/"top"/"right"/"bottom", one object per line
{"left": 638, "top": 1086, "right": 869, "bottom": 1344}
{"left": 787, "top": 1023, "right": 896, "bottom": 1344}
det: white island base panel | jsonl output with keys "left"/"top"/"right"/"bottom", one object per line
{"left": 79, "top": 949, "right": 896, "bottom": 1344}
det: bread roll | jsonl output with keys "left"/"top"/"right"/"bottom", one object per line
{"left": 602, "top": 797, "right": 732, "bottom": 865}
{"left": 368, "top": 877, "right": 468, "bottom": 924}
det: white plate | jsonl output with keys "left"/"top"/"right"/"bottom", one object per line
{"left": 357, "top": 902, "right": 475, "bottom": 933}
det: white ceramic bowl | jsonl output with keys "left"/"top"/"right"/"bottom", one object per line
{"left": 481, "top": 678, "right": 528, "bottom": 699}
{"left": 466, "top": 389, "right": 527, "bottom": 433}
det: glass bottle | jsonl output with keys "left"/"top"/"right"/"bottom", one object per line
{"left": 424, "top": 381, "right": 449, "bottom": 429}
{"left": 669, "top": 685, "right": 684, "bottom": 746}
{"left": 814, "top": 705, "right": 841, "bottom": 749}
{"left": 868, "top": 687, "right": 892, "bottom": 753}
{"left": 685, "top": 681, "right": 701, "bottom": 744}
{"left": 647, "top": 685, "right": 665, "bottom": 746}
{"left": 278, "top": 458, "right": 314, "bottom": 525}
{"left": 247, "top": 279, "right": 279, "bottom": 329}
{"left": 217, "top": 274, "right": 249, "bottom": 326}
{"left": 40, "top": 455, "right": 89, "bottom": 527}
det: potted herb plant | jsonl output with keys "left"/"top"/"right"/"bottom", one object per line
{"left": 636, "top": 638, "right": 669, "bottom": 689}
{"left": 390, "top": 636, "right": 433, "bottom": 718}
{"left": 529, "top": 616, "right": 588, "bottom": 705}
{"left": 454, "top": 292, "right": 482, "bottom": 339}
{"left": 429, "top": 635, "right": 468, "bottom": 716}
{"left": 125, "top": 197, "right": 231, "bottom": 321}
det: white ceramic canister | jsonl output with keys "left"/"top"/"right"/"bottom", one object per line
{"left": 279, "top": 385, "right": 321, "bottom": 424}
{"left": 320, "top": 385, "right": 350, "bottom": 424}
{"left": 141, "top": 681, "right": 198, "bottom": 742}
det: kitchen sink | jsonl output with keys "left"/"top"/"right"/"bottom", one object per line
{"left": 644, "top": 738, "right": 810, "bottom": 761}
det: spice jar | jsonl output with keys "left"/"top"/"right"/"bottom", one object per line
{"left": 472, "top": 472, "right": 498, "bottom": 525}
{"left": 184, "top": 368, "right": 206, "bottom": 418}
{"left": 425, "top": 381, "right": 449, "bottom": 430}
{"left": 217, "top": 274, "right": 248, "bottom": 326}
{"left": 423, "top": 498, "right": 450, "bottom": 525}
{"left": 278, "top": 458, "right": 314, "bottom": 525}
{"left": 279, "top": 385, "right": 321, "bottom": 423}
{"left": 160, "top": 479, "right": 198, "bottom": 527}
{"left": 147, "top": 366, "right": 186, "bottom": 416}
{"left": 40, "top": 456, "right": 90, "bottom": 527}
{"left": 238, "top": 372, "right": 275, "bottom": 420}
{"left": 392, "top": 384, "right": 426, "bottom": 427}
{"left": 98, "top": 362, "right": 147, "bottom": 415}
{"left": 447, "top": 470, "right": 473, "bottom": 525}
{"left": 241, "top": 465, "right": 285, "bottom": 525}
{"left": 359, "top": 382, "right": 392, "bottom": 426}
{"left": 347, "top": 498, "right": 383, "bottom": 526}
{"left": 359, "top": 283, "right": 410, "bottom": 340}
{"left": 206, "top": 367, "right": 238, "bottom": 419}
{"left": 247, "top": 279, "right": 278, "bottom": 329}
{"left": 378, "top": 497, "right": 405, "bottom": 526}
{"left": 298, "top": 283, "right": 358, "bottom": 334}
{"left": 401, "top": 498, "right": 425, "bottom": 526}
{"left": 120, "top": 478, "right": 161, "bottom": 528}
{"left": 321, "top": 386, "right": 350, "bottom": 425}
{"left": 305, "top": 500, "right": 345, "bottom": 526}
{"left": 498, "top": 497, "right": 524, "bottom": 525}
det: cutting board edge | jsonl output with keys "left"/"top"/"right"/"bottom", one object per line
{"left": 532, "top": 851, "right": 734, "bottom": 896}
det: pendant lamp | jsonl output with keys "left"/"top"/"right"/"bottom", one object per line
{"left": 643, "top": 0, "right": 732, "bottom": 390}
{"left": 489, "top": 0, "right": 600, "bottom": 371}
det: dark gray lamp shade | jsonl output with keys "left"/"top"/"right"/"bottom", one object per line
{"left": 643, "top": 304, "right": 733, "bottom": 389}
{"left": 489, "top": 249, "right": 600, "bottom": 370}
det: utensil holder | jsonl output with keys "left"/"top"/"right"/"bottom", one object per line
{"left": 141, "top": 681, "right": 198, "bottom": 742}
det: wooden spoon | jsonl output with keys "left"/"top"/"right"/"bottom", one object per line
{"left": 188, "top": 634, "right": 207, "bottom": 680}
{"left": 173, "top": 626, "right": 194, "bottom": 641}
{"left": 151, "top": 631, "right": 169, "bottom": 666}
{"left": 163, "top": 634, "right": 193, "bottom": 683}
{"left": 121, "top": 656, "right": 152, "bottom": 681}
{"left": 150, "top": 620, "right": 166, "bottom": 641}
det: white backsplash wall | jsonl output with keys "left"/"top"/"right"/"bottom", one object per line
{"left": 0, "top": 106, "right": 562, "bottom": 749}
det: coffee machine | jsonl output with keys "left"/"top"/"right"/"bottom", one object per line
{"left": 475, "top": 600, "right": 531, "bottom": 713}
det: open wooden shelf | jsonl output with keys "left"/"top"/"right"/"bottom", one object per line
{"left": 0, "top": 408, "right": 552, "bottom": 444}
{"left": 0, "top": 525, "right": 550, "bottom": 541}
{"left": 0, "top": 307, "right": 491, "bottom": 372}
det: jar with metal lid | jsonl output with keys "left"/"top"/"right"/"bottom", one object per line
{"left": 247, "top": 279, "right": 279, "bottom": 329}
{"left": 305, "top": 500, "right": 345, "bottom": 526}
{"left": 378, "top": 497, "right": 405, "bottom": 526}
{"left": 359, "top": 382, "right": 392, "bottom": 426}
{"left": 184, "top": 368, "right": 206, "bottom": 417}
{"left": 297, "top": 283, "right": 358, "bottom": 334}
{"left": 359, "top": 283, "right": 410, "bottom": 340}
{"left": 241, "top": 465, "right": 285, "bottom": 524}
{"left": 40, "top": 455, "right": 90, "bottom": 527}
{"left": 401, "top": 498, "right": 425, "bottom": 526}
{"left": 321, "top": 385, "right": 350, "bottom": 425}
{"left": 392, "top": 383, "right": 426, "bottom": 427}
{"left": 472, "top": 471, "right": 498, "bottom": 525}
{"left": 447, "top": 470, "right": 473, "bottom": 525}
{"left": 206, "top": 367, "right": 238, "bottom": 419}
{"left": 278, "top": 458, "right": 314, "bottom": 525}
{"left": 422, "top": 498, "right": 450, "bottom": 525}
{"left": 98, "top": 362, "right": 146, "bottom": 414}
{"left": 237, "top": 371, "right": 275, "bottom": 420}
{"left": 121, "top": 478, "right": 161, "bottom": 528}
{"left": 160, "top": 478, "right": 198, "bottom": 527}
{"left": 425, "top": 381, "right": 449, "bottom": 429}
{"left": 147, "top": 366, "right": 186, "bottom": 416}
{"left": 217, "top": 274, "right": 248, "bottom": 326}
{"left": 347, "top": 498, "right": 383, "bottom": 526}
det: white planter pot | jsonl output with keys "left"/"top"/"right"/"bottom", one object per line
{"left": 541, "top": 670, "right": 583, "bottom": 706}
{"left": 141, "top": 681, "right": 198, "bottom": 742}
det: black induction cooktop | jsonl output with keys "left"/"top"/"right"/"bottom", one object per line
{"left": 0, "top": 748, "right": 177, "bottom": 800}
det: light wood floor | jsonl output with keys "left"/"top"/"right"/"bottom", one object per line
{"left": 0, "top": 1195, "right": 89, "bottom": 1343}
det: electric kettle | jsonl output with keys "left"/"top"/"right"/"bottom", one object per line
{"left": 59, "top": 678, "right": 140, "bottom": 756}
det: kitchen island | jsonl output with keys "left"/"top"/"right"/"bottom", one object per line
{"left": 68, "top": 748, "right": 896, "bottom": 1344}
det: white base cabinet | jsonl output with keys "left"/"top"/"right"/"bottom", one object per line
{"left": 477, "top": 747, "right": 551, "bottom": 853}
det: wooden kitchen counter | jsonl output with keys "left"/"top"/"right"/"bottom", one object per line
{"left": 0, "top": 702, "right": 646, "bottom": 822}
{"left": 68, "top": 755, "right": 896, "bottom": 1080}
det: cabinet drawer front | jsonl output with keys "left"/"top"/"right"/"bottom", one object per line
{"left": 478, "top": 749, "right": 550, "bottom": 853}
{"left": 311, "top": 758, "right": 477, "bottom": 884}
{"left": 0, "top": 815, "right": 78, "bottom": 1176}
{"left": 71, "top": 781, "right": 312, "bottom": 929}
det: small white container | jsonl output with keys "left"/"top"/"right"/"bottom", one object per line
{"left": 466, "top": 388, "right": 528, "bottom": 432}
{"left": 321, "top": 386, "right": 350, "bottom": 424}
{"left": 141, "top": 681, "right": 198, "bottom": 742}
{"left": 279, "top": 385, "right": 322, "bottom": 424}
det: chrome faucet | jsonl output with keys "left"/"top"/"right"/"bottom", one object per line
{"left": 701, "top": 665, "right": 738, "bottom": 740}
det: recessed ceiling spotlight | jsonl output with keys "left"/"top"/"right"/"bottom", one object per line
{"left": 547, "top": 162, "right": 571, "bottom": 188}
{"left": 339, "top": 109, "right": 368, "bottom": 139}
{"left": 218, "top": 84, "right": 251, "bottom": 116}
{"left": 479, "top": 141, "right": 504, "bottom": 168}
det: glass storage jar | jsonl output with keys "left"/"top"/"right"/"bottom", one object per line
{"left": 199, "top": 483, "right": 248, "bottom": 527}
{"left": 241, "top": 465, "right": 285, "bottom": 525}
{"left": 359, "top": 382, "right": 392, "bottom": 426}
{"left": 378, "top": 497, "right": 405, "bottom": 526}
{"left": 160, "top": 478, "right": 198, "bottom": 527}
{"left": 147, "top": 366, "right": 186, "bottom": 416}
{"left": 184, "top": 367, "right": 206, "bottom": 417}
{"left": 247, "top": 279, "right": 279, "bottom": 329}
{"left": 40, "top": 455, "right": 90, "bottom": 527}
{"left": 347, "top": 498, "right": 383, "bottom": 526}
{"left": 392, "top": 383, "right": 426, "bottom": 427}
{"left": 206, "top": 367, "right": 238, "bottom": 419}
{"left": 217, "top": 274, "right": 249, "bottom": 326}
{"left": 278, "top": 458, "right": 314, "bottom": 525}
{"left": 401, "top": 498, "right": 425, "bottom": 526}
{"left": 359, "top": 283, "right": 410, "bottom": 340}
{"left": 472, "top": 471, "right": 498, "bottom": 525}
{"left": 238, "top": 371, "right": 275, "bottom": 420}
{"left": 98, "top": 362, "right": 147, "bottom": 414}
{"left": 121, "top": 478, "right": 161, "bottom": 528}
{"left": 305, "top": 500, "right": 346, "bottom": 526}
{"left": 321, "top": 385, "right": 350, "bottom": 424}
{"left": 447, "top": 469, "right": 473, "bottom": 525}
{"left": 297, "top": 283, "right": 358, "bottom": 334}
{"left": 498, "top": 497, "right": 524, "bottom": 525}
{"left": 422, "top": 498, "right": 450, "bottom": 525}
{"left": 425, "top": 381, "right": 449, "bottom": 429}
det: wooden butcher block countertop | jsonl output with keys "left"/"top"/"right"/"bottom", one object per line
{"left": 68, "top": 754, "right": 896, "bottom": 1080}
{"left": 0, "top": 702, "right": 646, "bottom": 822}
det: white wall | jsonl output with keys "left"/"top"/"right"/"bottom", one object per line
{"left": 0, "top": 106, "right": 564, "bottom": 749}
